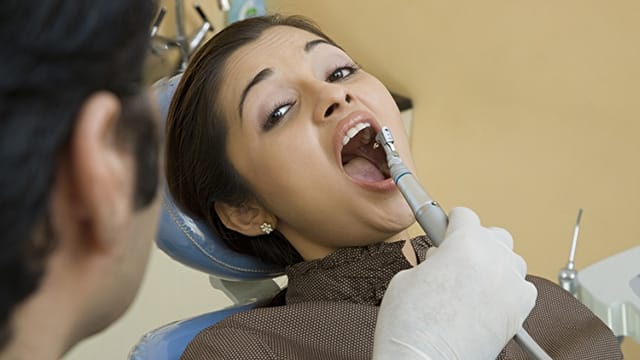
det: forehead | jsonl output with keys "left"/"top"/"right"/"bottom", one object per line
{"left": 220, "top": 26, "right": 326, "bottom": 102}
{"left": 227, "top": 25, "right": 323, "bottom": 75}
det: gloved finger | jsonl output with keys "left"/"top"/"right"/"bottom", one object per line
{"left": 487, "top": 226, "right": 514, "bottom": 250}
{"left": 504, "top": 276, "right": 538, "bottom": 328}
{"left": 520, "top": 280, "right": 538, "bottom": 317}
{"left": 512, "top": 252, "right": 528, "bottom": 277}
{"left": 447, "top": 207, "right": 481, "bottom": 236}
{"left": 424, "top": 245, "right": 439, "bottom": 259}
{"left": 486, "top": 227, "right": 526, "bottom": 275}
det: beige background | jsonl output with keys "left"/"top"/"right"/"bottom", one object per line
{"left": 66, "top": 0, "right": 639, "bottom": 358}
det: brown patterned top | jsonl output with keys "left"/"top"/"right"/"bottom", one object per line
{"left": 181, "top": 236, "right": 622, "bottom": 359}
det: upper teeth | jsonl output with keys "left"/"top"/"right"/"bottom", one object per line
{"left": 342, "top": 122, "right": 372, "bottom": 146}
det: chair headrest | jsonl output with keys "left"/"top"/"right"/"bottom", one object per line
{"left": 153, "top": 74, "right": 285, "bottom": 280}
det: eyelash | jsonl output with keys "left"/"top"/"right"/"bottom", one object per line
{"left": 326, "top": 62, "right": 361, "bottom": 82}
{"left": 263, "top": 100, "right": 296, "bottom": 131}
{"left": 261, "top": 62, "right": 361, "bottom": 132}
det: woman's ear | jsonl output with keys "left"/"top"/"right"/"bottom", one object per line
{"left": 214, "top": 201, "right": 276, "bottom": 237}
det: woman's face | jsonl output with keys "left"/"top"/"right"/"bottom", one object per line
{"left": 219, "top": 26, "right": 416, "bottom": 259}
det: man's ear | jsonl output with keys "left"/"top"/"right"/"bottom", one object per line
{"left": 67, "top": 91, "right": 133, "bottom": 252}
{"left": 214, "top": 201, "right": 276, "bottom": 237}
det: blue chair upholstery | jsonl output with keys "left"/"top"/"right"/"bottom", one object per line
{"left": 128, "top": 74, "right": 285, "bottom": 360}
{"left": 152, "top": 74, "right": 284, "bottom": 280}
{"left": 157, "top": 188, "right": 284, "bottom": 280}
{"left": 129, "top": 304, "right": 256, "bottom": 360}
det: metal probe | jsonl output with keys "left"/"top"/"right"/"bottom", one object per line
{"left": 375, "top": 126, "right": 552, "bottom": 360}
{"left": 558, "top": 209, "right": 583, "bottom": 297}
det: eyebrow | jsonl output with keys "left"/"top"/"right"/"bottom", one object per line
{"left": 304, "top": 38, "right": 332, "bottom": 52}
{"left": 238, "top": 39, "right": 339, "bottom": 118}
{"left": 239, "top": 68, "right": 273, "bottom": 118}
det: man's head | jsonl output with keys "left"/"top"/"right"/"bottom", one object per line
{"left": 0, "top": 0, "right": 159, "bottom": 353}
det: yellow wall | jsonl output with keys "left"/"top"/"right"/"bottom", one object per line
{"left": 269, "top": 0, "right": 639, "bottom": 356}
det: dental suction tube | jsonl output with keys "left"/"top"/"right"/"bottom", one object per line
{"left": 375, "top": 127, "right": 552, "bottom": 360}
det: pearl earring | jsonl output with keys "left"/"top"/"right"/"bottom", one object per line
{"left": 260, "top": 222, "right": 274, "bottom": 234}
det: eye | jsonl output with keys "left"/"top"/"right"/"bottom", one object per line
{"left": 263, "top": 101, "right": 295, "bottom": 131}
{"left": 327, "top": 64, "right": 360, "bottom": 82}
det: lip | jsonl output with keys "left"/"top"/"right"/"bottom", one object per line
{"left": 333, "top": 111, "right": 395, "bottom": 191}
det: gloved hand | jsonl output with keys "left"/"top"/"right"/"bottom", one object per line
{"left": 373, "top": 207, "right": 537, "bottom": 360}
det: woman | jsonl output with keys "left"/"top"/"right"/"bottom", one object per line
{"left": 165, "top": 15, "right": 621, "bottom": 359}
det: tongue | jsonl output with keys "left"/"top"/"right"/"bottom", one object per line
{"left": 343, "top": 157, "right": 385, "bottom": 182}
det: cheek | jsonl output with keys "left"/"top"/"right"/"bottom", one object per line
{"left": 358, "top": 76, "right": 401, "bottom": 121}
{"left": 225, "top": 130, "right": 292, "bottom": 200}
{"left": 361, "top": 77, "right": 416, "bottom": 169}
{"left": 232, "top": 131, "right": 332, "bottom": 213}
{"left": 246, "top": 136, "right": 323, "bottom": 190}
{"left": 125, "top": 196, "right": 159, "bottom": 279}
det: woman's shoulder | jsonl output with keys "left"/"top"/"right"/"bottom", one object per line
{"left": 181, "top": 301, "right": 379, "bottom": 360}
{"left": 501, "top": 274, "right": 623, "bottom": 359}
{"left": 180, "top": 322, "right": 276, "bottom": 360}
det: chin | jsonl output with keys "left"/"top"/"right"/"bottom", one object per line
{"left": 391, "top": 189, "right": 416, "bottom": 217}
{"left": 397, "top": 211, "right": 417, "bottom": 232}
{"left": 378, "top": 202, "right": 416, "bottom": 234}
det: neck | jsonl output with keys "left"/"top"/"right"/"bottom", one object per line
{"left": 0, "top": 251, "right": 96, "bottom": 360}
{"left": 386, "top": 230, "right": 418, "bottom": 266}
{"left": 1, "top": 286, "right": 75, "bottom": 360}
{"left": 287, "top": 227, "right": 416, "bottom": 264}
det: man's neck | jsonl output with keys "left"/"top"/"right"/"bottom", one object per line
{"left": 0, "top": 276, "right": 79, "bottom": 360}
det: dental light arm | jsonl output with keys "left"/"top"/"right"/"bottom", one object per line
{"left": 375, "top": 127, "right": 552, "bottom": 360}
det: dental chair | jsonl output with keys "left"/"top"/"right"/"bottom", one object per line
{"left": 577, "top": 247, "right": 640, "bottom": 343}
{"left": 128, "top": 73, "right": 415, "bottom": 360}
{"left": 557, "top": 210, "right": 640, "bottom": 344}
{"left": 128, "top": 74, "right": 286, "bottom": 360}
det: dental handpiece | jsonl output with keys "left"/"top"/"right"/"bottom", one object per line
{"left": 375, "top": 127, "right": 448, "bottom": 245}
{"left": 375, "top": 127, "right": 552, "bottom": 360}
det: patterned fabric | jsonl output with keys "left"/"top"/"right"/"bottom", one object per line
{"left": 286, "top": 237, "right": 432, "bottom": 306}
{"left": 181, "top": 236, "right": 622, "bottom": 359}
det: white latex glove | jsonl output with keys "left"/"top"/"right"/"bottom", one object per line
{"left": 373, "top": 207, "right": 537, "bottom": 360}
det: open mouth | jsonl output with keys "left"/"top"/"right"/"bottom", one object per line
{"left": 340, "top": 122, "right": 391, "bottom": 183}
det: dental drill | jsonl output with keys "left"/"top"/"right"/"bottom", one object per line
{"left": 375, "top": 126, "right": 552, "bottom": 360}
{"left": 375, "top": 127, "right": 448, "bottom": 245}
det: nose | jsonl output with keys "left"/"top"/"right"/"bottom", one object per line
{"left": 324, "top": 94, "right": 352, "bottom": 117}
{"left": 314, "top": 83, "right": 353, "bottom": 123}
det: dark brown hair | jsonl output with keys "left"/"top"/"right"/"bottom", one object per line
{"left": 165, "top": 15, "right": 339, "bottom": 266}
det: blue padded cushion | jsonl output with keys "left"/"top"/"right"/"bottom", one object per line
{"left": 128, "top": 304, "right": 256, "bottom": 360}
{"left": 153, "top": 74, "right": 285, "bottom": 280}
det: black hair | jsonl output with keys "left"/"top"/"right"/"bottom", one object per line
{"left": 0, "top": 0, "right": 159, "bottom": 350}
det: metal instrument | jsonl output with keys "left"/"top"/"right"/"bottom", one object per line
{"left": 150, "top": 1, "right": 218, "bottom": 72}
{"left": 558, "top": 209, "right": 583, "bottom": 297}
